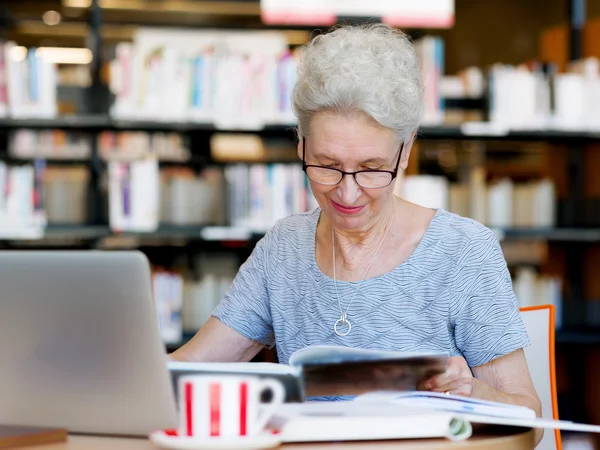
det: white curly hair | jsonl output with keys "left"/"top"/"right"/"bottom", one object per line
{"left": 292, "top": 23, "right": 424, "bottom": 143}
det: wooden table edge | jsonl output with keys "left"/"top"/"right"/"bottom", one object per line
{"left": 38, "top": 428, "right": 535, "bottom": 449}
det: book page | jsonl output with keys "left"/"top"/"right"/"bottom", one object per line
{"left": 355, "top": 391, "right": 537, "bottom": 419}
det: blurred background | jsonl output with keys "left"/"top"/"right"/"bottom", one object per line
{"left": 0, "top": 0, "right": 599, "bottom": 447}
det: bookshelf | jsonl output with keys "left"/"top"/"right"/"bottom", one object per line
{"left": 3, "top": 0, "right": 600, "bottom": 433}
{"left": 2, "top": 223, "right": 600, "bottom": 244}
{"left": 3, "top": 116, "right": 600, "bottom": 140}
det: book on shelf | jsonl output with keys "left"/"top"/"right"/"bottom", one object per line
{"left": 44, "top": 167, "right": 88, "bottom": 225}
{"left": 0, "top": 160, "right": 47, "bottom": 239}
{"left": 0, "top": 43, "right": 8, "bottom": 118}
{"left": 415, "top": 36, "right": 445, "bottom": 126}
{"left": 153, "top": 269, "right": 184, "bottom": 345}
{"left": 108, "top": 158, "right": 160, "bottom": 232}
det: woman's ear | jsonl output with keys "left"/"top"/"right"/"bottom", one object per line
{"left": 399, "top": 132, "right": 416, "bottom": 171}
{"left": 297, "top": 138, "right": 303, "bottom": 161}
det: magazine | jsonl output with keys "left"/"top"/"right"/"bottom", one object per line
{"left": 168, "top": 344, "right": 449, "bottom": 399}
{"left": 288, "top": 345, "right": 448, "bottom": 397}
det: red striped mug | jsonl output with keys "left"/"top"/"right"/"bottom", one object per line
{"left": 177, "top": 375, "right": 285, "bottom": 439}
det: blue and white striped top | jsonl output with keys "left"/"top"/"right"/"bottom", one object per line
{"left": 212, "top": 208, "right": 530, "bottom": 369}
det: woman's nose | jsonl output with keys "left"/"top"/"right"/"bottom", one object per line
{"left": 336, "top": 174, "right": 361, "bottom": 204}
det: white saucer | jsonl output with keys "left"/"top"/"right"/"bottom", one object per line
{"left": 149, "top": 430, "right": 282, "bottom": 450}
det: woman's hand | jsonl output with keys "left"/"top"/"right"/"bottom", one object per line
{"left": 419, "top": 355, "right": 474, "bottom": 397}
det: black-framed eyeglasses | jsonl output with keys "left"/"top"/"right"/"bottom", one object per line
{"left": 301, "top": 137, "right": 403, "bottom": 189}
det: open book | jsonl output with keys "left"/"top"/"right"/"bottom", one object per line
{"left": 269, "top": 401, "right": 474, "bottom": 443}
{"left": 167, "top": 344, "right": 448, "bottom": 400}
{"left": 270, "top": 390, "right": 600, "bottom": 443}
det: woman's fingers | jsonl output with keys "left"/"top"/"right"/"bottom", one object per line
{"left": 418, "top": 356, "right": 474, "bottom": 396}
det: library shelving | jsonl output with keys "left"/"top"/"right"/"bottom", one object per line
{"left": 3, "top": 223, "right": 600, "bottom": 244}
{"left": 3, "top": 116, "right": 600, "bottom": 141}
{"left": 2, "top": 0, "right": 600, "bottom": 431}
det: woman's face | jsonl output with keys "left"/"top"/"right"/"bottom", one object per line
{"left": 300, "top": 112, "right": 410, "bottom": 233}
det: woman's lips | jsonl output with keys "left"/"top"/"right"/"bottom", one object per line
{"left": 331, "top": 200, "right": 365, "bottom": 215}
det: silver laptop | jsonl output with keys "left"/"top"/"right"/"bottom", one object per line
{"left": 0, "top": 250, "right": 178, "bottom": 436}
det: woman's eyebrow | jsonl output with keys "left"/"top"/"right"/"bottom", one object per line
{"left": 309, "top": 152, "right": 338, "bottom": 161}
{"left": 360, "top": 157, "right": 389, "bottom": 164}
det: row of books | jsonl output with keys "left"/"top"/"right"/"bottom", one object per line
{"left": 180, "top": 254, "right": 239, "bottom": 335}
{"left": 8, "top": 129, "right": 92, "bottom": 159}
{"left": 0, "top": 165, "right": 88, "bottom": 227}
{"left": 108, "top": 161, "right": 320, "bottom": 231}
{"left": 0, "top": 42, "right": 57, "bottom": 119}
{"left": 487, "top": 57, "right": 600, "bottom": 132}
{"left": 107, "top": 162, "right": 228, "bottom": 231}
{"left": 109, "top": 162, "right": 320, "bottom": 232}
{"left": 98, "top": 131, "right": 191, "bottom": 162}
{"left": 159, "top": 167, "right": 224, "bottom": 226}
{"left": 7, "top": 129, "right": 190, "bottom": 162}
{"left": 0, "top": 163, "right": 225, "bottom": 229}
{"left": 399, "top": 175, "right": 556, "bottom": 228}
{"left": 108, "top": 29, "right": 447, "bottom": 128}
{"left": 2, "top": 161, "right": 310, "bottom": 232}
{"left": 109, "top": 29, "right": 297, "bottom": 129}
{"left": 513, "top": 266, "right": 562, "bottom": 330}
{"left": 225, "top": 163, "right": 318, "bottom": 232}
{"left": 153, "top": 254, "right": 239, "bottom": 343}
{"left": 2, "top": 31, "right": 599, "bottom": 133}
{"left": 0, "top": 161, "right": 562, "bottom": 235}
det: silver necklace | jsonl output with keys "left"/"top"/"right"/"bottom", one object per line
{"left": 332, "top": 197, "right": 396, "bottom": 337}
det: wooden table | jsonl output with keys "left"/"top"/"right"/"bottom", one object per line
{"left": 39, "top": 428, "right": 535, "bottom": 449}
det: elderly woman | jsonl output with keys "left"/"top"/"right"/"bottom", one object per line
{"left": 171, "top": 23, "right": 541, "bottom": 441}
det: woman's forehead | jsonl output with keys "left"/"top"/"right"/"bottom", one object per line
{"left": 310, "top": 111, "right": 393, "bottom": 136}
{"left": 309, "top": 112, "right": 397, "bottom": 146}
{"left": 306, "top": 139, "right": 398, "bottom": 165}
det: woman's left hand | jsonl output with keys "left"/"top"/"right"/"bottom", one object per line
{"left": 418, "top": 355, "right": 474, "bottom": 397}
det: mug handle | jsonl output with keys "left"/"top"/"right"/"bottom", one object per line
{"left": 251, "top": 378, "right": 285, "bottom": 434}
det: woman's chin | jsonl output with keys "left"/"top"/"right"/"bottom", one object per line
{"left": 328, "top": 208, "right": 372, "bottom": 232}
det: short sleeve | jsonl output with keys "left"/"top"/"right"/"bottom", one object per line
{"left": 452, "top": 228, "right": 530, "bottom": 367}
{"left": 211, "top": 223, "right": 280, "bottom": 347}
